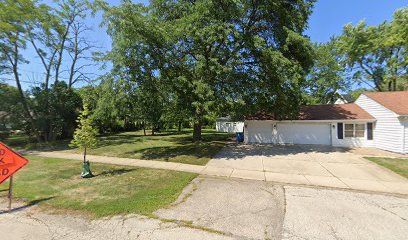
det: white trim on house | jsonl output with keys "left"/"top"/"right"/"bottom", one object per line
{"left": 246, "top": 119, "right": 376, "bottom": 123}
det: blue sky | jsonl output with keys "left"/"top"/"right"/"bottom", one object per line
{"left": 92, "top": 0, "right": 408, "bottom": 51}
{"left": 306, "top": 0, "right": 407, "bottom": 42}
{"left": 3, "top": 0, "right": 408, "bottom": 90}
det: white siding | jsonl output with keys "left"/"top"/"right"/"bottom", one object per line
{"left": 331, "top": 122, "right": 375, "bottom": 148}
{"left": 355, "top": 94, "right": 405, "bottom": 153}
{"left": 216, "top": 122, "right": 244, "bottom": 133}
{"left": 334, "top": 98, "right": 347, "bottom": 104}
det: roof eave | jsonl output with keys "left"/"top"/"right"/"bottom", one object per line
{"left": 245, "top": 119, "right": 376, "bottom": 122}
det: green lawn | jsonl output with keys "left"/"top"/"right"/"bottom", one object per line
{"left": 0, "top": 155, "right": 197, "bottom": 218}
{"left": 2, "top": 134, "right": 70, "bottom": 151}
{"left": 76, "top": 129, "right": 232, "bottom": 165}
{"left": 3, "top": 129, "right": 233, "bottom": 165}
{"left": 365, "top": 157, "right": 408, "bottom": 179}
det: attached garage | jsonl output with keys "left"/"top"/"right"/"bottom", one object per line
{"left": 247, "top": 121, "right": 274, "bottom": 143}
{"left": 244, "top": 103, "right": 376, "bottom": 147}
{"left": 276, "top": 122, "right": 331, "bottom": 145}
{"left": 246, "top": 121, "right": 331, "bottom": 145}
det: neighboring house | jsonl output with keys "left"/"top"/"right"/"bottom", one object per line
{"left": 330, "top": 92, "right": 355, "bottom": 104}
{"left": 244, "top": 91, "right": 408, "bottom": 154}
{"left": 216, "top": 117, "right": 244, "bottom": 133}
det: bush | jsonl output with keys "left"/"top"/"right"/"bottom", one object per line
{"left": 0, "top": 131, "right": 10, "bottom": 140}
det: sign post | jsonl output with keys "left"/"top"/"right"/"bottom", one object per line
{"left": 8, "top": 176, "right": 13, "bottom": 210}
{"left": 0, "top": 142, "right": 29, "bottom": 211}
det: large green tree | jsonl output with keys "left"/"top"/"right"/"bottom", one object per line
{"left": 335, "top": 7, "right": 407, "bottom": 91}
{"left": 30, "top": 81, "right": 82, "bottom": 141}
{"left": 103, "top": 0, "right": 315, "bottom": 141}
{"left": 90, "top": 74, "right": 137, "bottom": 132}
{"left": 0, "top": 83, "right": 25, "bottom": 130}
{"left": 303, "top": 42, "right": 348, "bottom": 104}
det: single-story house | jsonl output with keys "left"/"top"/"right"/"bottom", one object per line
{"left": 332, "top": 92, "right": 355, "bottom": 104}
{"left": 216, "top": 117, "right": 244, "bottom": 133}
{"left": 244, "top": 91, "right": 408, "bottom": 154}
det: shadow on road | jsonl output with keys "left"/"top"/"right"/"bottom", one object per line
{"left": 0, "top": 197, "right": 55, "bottom": 215}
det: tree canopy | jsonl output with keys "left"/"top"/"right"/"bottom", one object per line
{"left": 0, "top": 0, "right": 97, "bottom": 141}
{"left": 102, "top": 0, "right": 316, "bottom": 140}
{"left": 335, "top": 7, "right": 407, "bottom": 92}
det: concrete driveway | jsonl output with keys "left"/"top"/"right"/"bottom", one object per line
{"left": 156, "top": 176, "right": 408, "bottom": 240}
{"left": 207, "top": 144, "right": 408, "bottom": 195}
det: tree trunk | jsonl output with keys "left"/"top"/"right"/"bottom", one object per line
{"left": 54, "top": 22, "right": 72, "bottom": 85}
{"left": 68, "top": 24, "right": 79, "bottom": 90}
{"left": 83, "top": 147, "right": 87, "bottom": 164}
{"left": 178, "top": 121, "right": 182, "bottom": 132}
{"left": 193, "top": 122, "right": 202, "bottom": 141}
{"left": 143, "top": 122, "right": 146, "bottom": 136}
{"left": 11, "top": 55, "right": 41, "bottom": 142}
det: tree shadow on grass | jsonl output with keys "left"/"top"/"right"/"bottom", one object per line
{"left": 126, "top": 142, "right": 226, "bottom": 162}
{"left": 0, "top": 197, "right": 55, "bottom": 214}
{"left": 95, "top": 138, "right": 143, "bottom": 148}
{"left": 94, "top": 168, "right": 136, "bottom": 177}
{"left": 165, "top": 132, "right": 234, "bottom": 144}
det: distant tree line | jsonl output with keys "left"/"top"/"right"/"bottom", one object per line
{"left": 1, "top": 1, "right": 406, "bottom": 143}
{"left": 305, "top": 7, "right": 407, "bottom": 104}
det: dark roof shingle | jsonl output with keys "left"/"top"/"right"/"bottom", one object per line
{"left": 246, "top": 103, "right": 374, "bottom": 121}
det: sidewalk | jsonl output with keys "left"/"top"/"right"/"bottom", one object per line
{"left": 27, "top": 151, "right": 408, "bottom": 196}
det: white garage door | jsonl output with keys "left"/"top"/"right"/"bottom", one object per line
{"left": 277, "top": 123, "right": 331, "bottom": 145}
{"left": 247, "top": 121, "right": 274, "bottom": 143}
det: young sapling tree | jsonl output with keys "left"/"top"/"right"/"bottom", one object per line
{"left": 70, "top": 104, "right": 98, "bottom": 178}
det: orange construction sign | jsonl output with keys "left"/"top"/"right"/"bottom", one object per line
{"left": 0, "top": 142, "right": 29, "bottom": 184}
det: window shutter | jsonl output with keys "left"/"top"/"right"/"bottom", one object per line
{"left": 367, "top": 123, "right": 373, "bottom": 140}
{"left": 337, "top": 123, "right": 343, "bottom": 139}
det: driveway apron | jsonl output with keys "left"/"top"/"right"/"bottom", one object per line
{"left": 207, "top": 144, "right": 408, "bottom": 195}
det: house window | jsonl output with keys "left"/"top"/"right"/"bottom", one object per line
{"left": 355, "top": 124, "right": 365, "bottom": 137}
{"left": 226, "top": 123, "right": 231, "bottom": 127}
{"left": 367, "top": 123, "right": 373, "bottom": 140}
{"left": 344, "top": 123, "right": 365, "bottom": 138}
{"left": 337, "top": 123, "right": 343, "bottom": 139}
